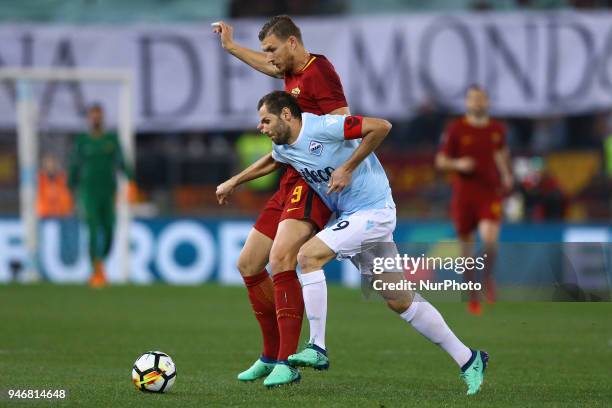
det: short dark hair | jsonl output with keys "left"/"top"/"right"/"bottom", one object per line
{"left": 87, "top": 102, "right": 103, "bottom": 112}
{"left": 257, "top": 91, "right": 303, "bottom": 118}
{"left": 258, "top": 15, "right": 303, "bottom": 43}
{"left": 466, "top": 84, "right": 487, "bottom": 95}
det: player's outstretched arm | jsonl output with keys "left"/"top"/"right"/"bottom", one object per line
{"left": 216, "top": 152, "right": 281, "bottom": 205}
{"left": 327, "top": 117, "right": 392, "bottom": 194}
{"left": 212, "top": 21, "right": 282, "bottom": 78}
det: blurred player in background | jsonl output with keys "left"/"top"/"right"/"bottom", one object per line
{"left": 68, "top": 104, "right": 135, "bottom": 288}
{"left": 258, "top": 91, "right": 489, "bottom": 396}
{"left": 435, "top": 86, "right": 513, "bottom": 315}
{"left": 214, "top": 15, "right": 349, "bottom": 386}
{"left": 37, "top": 153, "right": 73, "bottom": 218}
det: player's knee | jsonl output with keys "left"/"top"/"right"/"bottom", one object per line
{"left": 268, "top": 248, "right": 297, "bottom": 274}
{"left": 296, "top": 249, "right": 310, "bottom": 270}
{"left": 236, "top": 254, "right": 259, "bottom": 277}
{"left": 480, "top": 223, "right": 500, "bottom": 244}
{"left": 385, "top": 297, "right": 412, "bottom": 314}
{"left": 236, "top": 257, "right": 248, "bottom": 276}
{"left": 297, "top": 247, "right": 322, "bottom": 271}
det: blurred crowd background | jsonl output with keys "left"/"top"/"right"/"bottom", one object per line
{"left": 0, "top": 0, "right": 610, "bottom": 224}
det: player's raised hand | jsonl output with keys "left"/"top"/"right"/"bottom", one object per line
{"left": 216, "top": 179, "right": 236, "bottom": 205}
{"left": 212, "top": 21, "right": 235, "bottom": 51}
{"left": 455, "top": 157, "right": 476, "bottom": 174}
{"left": 327, "top": 166, "right": 352, "bottom": 194}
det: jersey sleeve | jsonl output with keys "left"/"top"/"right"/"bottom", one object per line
{"left": 438, "top": 121, "right": 459, "bottom": 157}
{"left": 317, "top": 114, "right": 365, "bottom": 141}
{"left": 307, "top": 61, "right": 348, "bottom": 114}
{"left": 316, "top": 114, "right": 348, "bottom": 142}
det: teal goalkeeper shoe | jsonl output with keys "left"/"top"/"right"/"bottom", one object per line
{"left": 460, "top": 350, "right": 489, "bottom": 395}
{"left": 237, "top": 358, "right": 275, "bottom": 382}
{"left": 288, "top": 343, "right": 329, "bottom": 370}
{"left": 263, "top": 364, "right": 301, "bottom": 387}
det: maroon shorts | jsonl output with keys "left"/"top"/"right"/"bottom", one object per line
{"left": 451, "top": 191, "right": 502, "bottom": 237}
{"left": 253, "top": 169, "right": 332, "bottom": 240}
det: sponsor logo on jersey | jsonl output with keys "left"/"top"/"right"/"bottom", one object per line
{"left": 299, "top": 166, "right": 335, "bottom": 184}
{"left": 309, "top": 140, "right": 323, "bottom": 156}
{"left": 491, "top": 202, "right": 501, "bottom": 216}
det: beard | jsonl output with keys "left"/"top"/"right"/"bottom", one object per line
{"left": 271, "top": 121, "right": 291, "bottom": 145}
{"left": 468, "top": 108, "right": 487, "bottom": 118}
{"left": 279, "top": 54, "right": 295, "bottom": 75}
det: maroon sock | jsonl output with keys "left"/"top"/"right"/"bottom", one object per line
{"left": 243, "top": 270, "right": 279, "bottom": 361}
{"left": 463, "top": 269, "right": 480, "bottom": 302}
{"left": 483, "top": 249, "right": 497, "bottom": 302}
{"left": 272, "top": 270, "right": 304, "bottom": 362}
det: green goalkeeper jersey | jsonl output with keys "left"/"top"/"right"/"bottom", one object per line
{"left": 68, "top": 131, "right": 133, "bottom": 194}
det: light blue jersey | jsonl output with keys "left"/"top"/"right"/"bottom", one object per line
{"left": 271, "top": 113, "right": 395, "bottom": 215}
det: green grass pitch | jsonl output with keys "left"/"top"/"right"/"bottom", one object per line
{"left": 1, "top": 284, "right": 610, "bottom": 407}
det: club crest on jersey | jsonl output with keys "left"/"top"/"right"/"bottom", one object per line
{"left": 309, "top": 140, "right": 323, "bottom": 156}
{"left": 291, "top": 87, "right": 301, "bottom": 95}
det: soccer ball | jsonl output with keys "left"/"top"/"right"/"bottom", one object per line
{"left": 131, "top": 351, "right": 177, "bottom": 393}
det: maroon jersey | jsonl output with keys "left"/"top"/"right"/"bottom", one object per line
{"left": 280, "top": 54, "right": 348, "bottom": 186}
{"left": 283, "top": 54, "right": 347, "bottom": 115}
{"left": 439, "top": 118, "right": 506, "bottom": 194}
{"left": 254, "top": 54, "right": 347, "bottom": 239}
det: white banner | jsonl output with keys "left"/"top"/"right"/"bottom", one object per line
{"left": 1, "top": 12, "right": 612, "bottom": 131}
